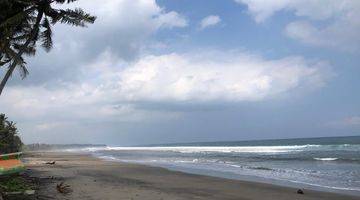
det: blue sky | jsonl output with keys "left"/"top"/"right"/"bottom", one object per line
{"left": 0, "top": 0, "right": 359, "bottom": 145}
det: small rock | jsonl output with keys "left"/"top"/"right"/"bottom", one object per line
{"left": 24, "top": 190, "right": 35, "bottom": 195}
{"left": 297, "top": 189, "right": 304, "bottom": 194}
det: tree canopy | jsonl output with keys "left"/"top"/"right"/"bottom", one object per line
{"left": 0, "top": 114, "right": 22, "bottom": 154}
{"left": 0, "top": 0, "right": 96, "bottom": 95}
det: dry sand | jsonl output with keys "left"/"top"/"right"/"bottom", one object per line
{"left": 23, "top": 152, "right": 359, "bottom": 200}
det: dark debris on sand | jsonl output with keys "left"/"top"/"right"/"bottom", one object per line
{"left": 297, "top": 189, "right": 304, "bottom": 194}
{"left": 0, "top": 169, "right": 70, "bottom": 200}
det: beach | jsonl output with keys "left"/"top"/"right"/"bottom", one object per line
{"left": 23, "top": 152, "right": 359, "bottom": 200}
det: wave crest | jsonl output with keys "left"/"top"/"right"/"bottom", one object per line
{"left": 314, "top": 158, "right": 338, "bottom": 161}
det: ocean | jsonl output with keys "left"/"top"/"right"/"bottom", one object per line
{"left": 69, "top": 136, "right": 360, "bottom": 195}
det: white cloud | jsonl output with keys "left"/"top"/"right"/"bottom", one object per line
{"left": 54, "top": 0, "right": 188, "bottom": 60}
{"left": 234, "top": 0, "right": 345, "bottom": 23}
{"left": 118, "top": 51, "right": 330, "bottom": 102}
{"left": 200, "top": 15, "right": 221, "bottom": 29}
{"left": 68, "top": 0, "right": 187, "bottom": 29}
{"left": 235, "top": 0, "right": 360, "bottom": 51}
{"left": 156, "top": 11, "right": 188, "bottom": 28}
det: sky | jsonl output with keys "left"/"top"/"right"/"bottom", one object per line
{"left": 0, "top": 0, "right": 359, "bottom": 145}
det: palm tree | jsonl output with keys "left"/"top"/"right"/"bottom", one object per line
{"left": 0, "top": 1, "right": 32, "bottom": 73}
{"left": 0, "top": 0, "right": 96, "bottom": 95}
{"left": 0, "top": 114, "right": 22, "bottom": 153}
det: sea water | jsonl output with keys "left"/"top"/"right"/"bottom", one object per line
{"left": 73, "top": 136, "right": 360, "bottom": 195}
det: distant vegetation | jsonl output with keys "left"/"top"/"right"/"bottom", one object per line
{"left": 0, "top": 114, "right": 22, "bottom": 154}
{"left": 24, "top": 143, "right": 106, "bottom": 151}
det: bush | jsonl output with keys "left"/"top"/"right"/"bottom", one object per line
{"left": 0, "top": 114, "right": 22, "bottom": 154}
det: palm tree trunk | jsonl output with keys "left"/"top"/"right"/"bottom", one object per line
{"left": 0, "top": 10, "right": 43, "bottom": 96}
{"left": 0, "top": 62, "right": 17, "bottom": 95}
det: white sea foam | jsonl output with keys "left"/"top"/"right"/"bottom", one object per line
{"left": 314, "top": 158, "right": 338, "bottom": 161}
{"left": 83, "top": 145, "right": 321, "bottom": 154}
{"left": 286, "top": 179, "right": 360, "bottom": 192}
{"left": 98, "top": 155, "right": 118, "bottom": 161}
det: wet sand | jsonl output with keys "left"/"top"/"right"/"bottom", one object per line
{"left": 24, "top": 152, "right": 359, "bottom": 200}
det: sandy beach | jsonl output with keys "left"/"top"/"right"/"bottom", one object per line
{"left": 21, "top": 152, "right": 359, "bottom": 200}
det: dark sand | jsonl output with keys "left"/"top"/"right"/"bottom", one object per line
{"left": 23, "top": 152, "right": 359, "bottom": 200}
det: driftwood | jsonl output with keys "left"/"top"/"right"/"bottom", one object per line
{"left": 56, "top": 182, "right": 72, "bottom": 194}
{"left": 45, "top": 161, "right": 56, "bottom": 165}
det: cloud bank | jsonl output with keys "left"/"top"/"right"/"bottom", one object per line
{"left": 119, "top": 52, "right": 330, "bottom": 102}
{"left": 1, "top": 50, "right": 332, "bottom": 121}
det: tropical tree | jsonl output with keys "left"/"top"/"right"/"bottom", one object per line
{"left": 0, "top": 114, "right": 22, "bottom": 154}
{"left": 0, "top": 0, "right": 96, "bottom": 95}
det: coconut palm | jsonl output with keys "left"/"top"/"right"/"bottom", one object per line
{"left": 0, "top": 0, "right": 96, "bottom": 95}
{"left": 0, "top": 114, "right": 22, "bottom": 153}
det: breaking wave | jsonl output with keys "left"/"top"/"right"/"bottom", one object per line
{"left": 75, "top": 144, "right": 360, "bottom": 154}
{"left": 314, "top": 157, "right": 338, "bottom": 161}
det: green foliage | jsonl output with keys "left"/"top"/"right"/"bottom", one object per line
{"left": 0, "top": 0, "right": 96, "bottom": 95}
{"left": 0, "top": 177, "right": 32, "bottom": 192}
{"left": 0, "top": 1, "right": 29, "bottom": 70}
{"left": 0, "top": 114, "right": 23, "bottom": 154}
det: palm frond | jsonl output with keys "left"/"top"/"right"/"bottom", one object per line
{"left": 0, "top": 59, "right": 11, "bottom": 67}
{"left": 22, "top": 44, "right": 36, "bottom": 56}
{"left": 58, "top": 8, "right": 96, "bottom": 27}
{"left": 17, "top": 63, "right": 29, "bottom": 79}
{"left": 0, "top": 6, "right": 36, "bottom": 28}
{"left": 0, "top": 12, "right": 27, "bottom": 28}
{"left": 54, "top": 0, "right": 78, "bottom": 4}
{"left": 40, "top": 17, "right": 52, "bottom": 51}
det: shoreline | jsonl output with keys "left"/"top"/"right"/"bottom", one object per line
{"left": 135, "top": 160, "right": 360, "bottom": 196}
{"left": 24, "top": 151, "right": 359, "bottom": 200}
{"left": 139, "top": 162, "right": 360, "bottom": 195}
{"left": 92, "top": 149, "right": 360, "bottom": 196}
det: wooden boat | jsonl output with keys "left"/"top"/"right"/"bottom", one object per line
{"left": 0, "top": 152, "right": 25, "bottom": 175}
